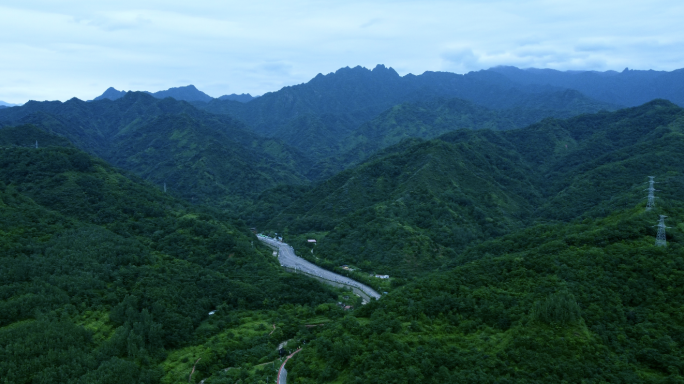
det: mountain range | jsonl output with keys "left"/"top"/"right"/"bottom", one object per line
{"left": 0, "top": 65, "right": 627, "bottom": 209}
{"left": 0, "top": 100, "right": 20, "bottom": 108}
{"left": 0, "top": 92, "right": 310, "bottom": 210}
{"left": 92, "top": 85, "right": 256, "bottom": 103}
{"left": 266, "top": 99, "right": 684, "bottom": 277}
{"left": 1, "top": 63, "right": 684, "bottom": 383}
{"left": 489, "top": 66, "right": 684, "bottom": 107}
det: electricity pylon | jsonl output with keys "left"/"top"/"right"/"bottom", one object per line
{"left": 654, "top": 215, "right": 670, "bottom": 247}
{"left": 645, "top": 176, "right": 658, "bottom": 211}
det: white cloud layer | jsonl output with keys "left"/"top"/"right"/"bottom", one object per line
{"left": 1, "top": 0, "right": 683, "bottom": 103}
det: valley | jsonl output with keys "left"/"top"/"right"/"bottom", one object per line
{"left": 1, "top": 64, "right": 683, "bottom": 383}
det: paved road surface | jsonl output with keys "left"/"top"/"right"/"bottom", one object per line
{"left": 277, "top": 348, "right": 302, "bottom": 384}
{"left": 259, "top": 236, "right": 381, "bottom": 300}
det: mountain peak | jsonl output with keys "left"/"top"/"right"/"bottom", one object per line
{"left": 93, "top": 87, "right": 127, "bottom": 102}
{"left": 372, "top": 64, "right": 400, "bottom": 77}
{"left": 152, "top": 85, "right": 213, "bottom": 102}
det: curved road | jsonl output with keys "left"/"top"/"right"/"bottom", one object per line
{"left": 277, "top": 348, "right": 301, "bottom": 384}
{"left": 259, "top": 236, "right": 381, "bottom": 300}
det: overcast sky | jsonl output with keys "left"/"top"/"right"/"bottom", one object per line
{"left": 1, "top": 0, "right": 683, "bottom": 104}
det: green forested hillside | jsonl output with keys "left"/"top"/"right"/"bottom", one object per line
{"left": 0, "top": 94, "right": 311, "bottom": 210}
{"left": 3, "top": 69, "right": 684, "bottom": 384}
{"left": 265, "top": 100, "right": 684, "bottom": 278}
{"left": 0, "top": 124, "right": 73, "bottom": 148}
{"left": 0, "top": 70, "right": 619, "bottom": 210}
{"left": 287, "top": 205, "right": 684, "bottom": 383}
{"left": 332, "top": 91, "right": 616, "bottom": 169}
{"left": 269, "top": 133, "right": 541, "bottom": 276}
{"left": 0, "top": 136, "right": 342, "bottom": 383}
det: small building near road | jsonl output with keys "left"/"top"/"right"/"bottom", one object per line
{"left": 374, "top": 274, "right": 390, "bottom": 279}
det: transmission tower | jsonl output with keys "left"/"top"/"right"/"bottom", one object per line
{"left": 654, "top": 215, "right": 670, "bottom": 247}
{"left": 35, "top": 140, "right": 38, "bottom": 149}
{"left": 645, "top": 176, "right": 658, "bottom": 211}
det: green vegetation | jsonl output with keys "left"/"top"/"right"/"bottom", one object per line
{"left": 287, "top": 205, "right": 684, "bottom": 383}
{"left": 266, "top": 100, "right": 684, "bottom": 278}
{"left": 333, "top": 92, "right": 617, "bottom": 169}
{"left": 0, "top": 94, "right": 311, "bottom": 211}
{"left": 0, "top": 137, "right": 343, "bottom": 383}
{"left": 2, "top": 72, "right": 683, "bottom": 383}
{"left": 198, "top": 67, "right": 617, "bottom": 180}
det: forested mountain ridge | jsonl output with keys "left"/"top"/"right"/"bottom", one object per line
{"left": 328, "top": 91, "right": 617, "bottom": 170}
{"left": 265, "top": 100, "right": 684, "bottom": 277}
{"left": 196, "top": 65, "right": 618, "bottom": 167}
{"left": 490, "top": 65, "right": 684, "bottom": 107}
{"left": 0, "top": 131, "right": 343, "bottom": 383}
{"left": 0, "top": 93, "right": 312, "bottom": 210}
{"left": 199, "top": 64, "right": 616, "bottom": 135}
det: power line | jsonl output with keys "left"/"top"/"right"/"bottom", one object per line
{"left": 654, "top": 215, "right": 670, "bottom": 247}
{"left": 645, "top": 176, "right": 658, "bottom": 211}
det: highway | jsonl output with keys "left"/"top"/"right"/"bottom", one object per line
{"left": 259, "top": 236, "right": 381, "bottom": 300}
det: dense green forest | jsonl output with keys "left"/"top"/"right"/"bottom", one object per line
{"left": 264, "top": 100, "right": 684, "bottom": 278}
{"left": 2, "top": 68, "right": 683, "bottom": 384}
{"left": 0, "top": 94, "right": 311, "bottom": 211}
{"left": 0, "top": 130, "right": 348, "bottom": 383}
{"left": 195, "top": 66, "right": 617, "bottom": 180}
{"left": 287, "top": 205, "right": 684, "bottom": 383}
{"left": 0, "top": 80, "right": 616, "bottom": 212}
{"left": 328, "top": 91, "right": 615, "bottom": 173}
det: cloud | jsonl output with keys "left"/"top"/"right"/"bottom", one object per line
{"left": 1, "top": 0, "right": 684, "bottom": 103}
{"left": 360, "top": 18, "right": 382, "bottom": 28}
{"left": 442, "top": 48, "right": 480, "bottom": 72}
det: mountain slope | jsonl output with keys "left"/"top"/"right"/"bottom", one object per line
{"left": 265, "top": 100, "right": 684, "bottom": 277}
{"left": 329, "top": 91, "right": 615, "bottom": 170}
{"left": 0, "top": 93, "right": 311, "bottom": 209}
{"left": 288, "top": 204, "right": 684, "bottom": 383}
{"left": 197, "top": 65, "right": 618, "bottom": 163}
{"left": 0, "top": 132, "right": 339, "bottom": 383}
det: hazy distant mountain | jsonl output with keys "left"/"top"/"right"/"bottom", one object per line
{"left": 199, "top": 65, "right": 616, "bottom": 136}
{"left": 0, "top": 100, "right": 21, "bottom": 109}
{"left": 488, "top": 66, "right": 684, "bottom": 107}
{"left": 93, "top": 85, "right": 214, "bottom": 103}
{"left": 218, "top": 93, "right": 257, "bottom": 102}
{"left": 92, "top": 87, "right": 127, "bottom": 101}
{"left": 150, "top": 85, "right": 213, "bottom": 102}
{"left": 196, "top": 64, "right": 617, "bottom": 175}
